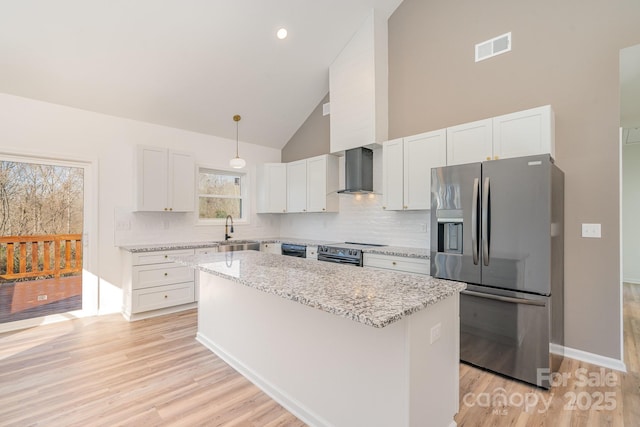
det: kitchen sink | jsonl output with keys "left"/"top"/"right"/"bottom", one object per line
{"left": 217, "top": 240, "right": 260, "bottom": 252}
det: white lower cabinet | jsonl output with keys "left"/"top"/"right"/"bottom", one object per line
{"left": 194, "top": 246, "right": 218, "bottom": 301}
{"left": 123, "top": 248, "right": 197, "bottom": 320}
{"left": 363, "top": 253, "right": 430, "bottom": 275}
{"left": 132, "top": 282, "right": 195, "bottom": 314}
{"left": 306, "top": 246, "right": 318, "bottom": 260}
{"left": 260, "top": 242, "right": 282, "bottom": 254}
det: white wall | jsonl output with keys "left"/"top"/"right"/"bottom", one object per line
{"left": 0, "top": 93, "right": 282, "bottom": 313}
{"left": 623, "top": 142, "right": 640, "bottom": 283}
{"left": 279, "top": 148, "right": 431, "bottom": 247}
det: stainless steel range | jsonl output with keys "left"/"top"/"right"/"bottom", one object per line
{"left": 317, "top": 242, "right": 386, "bottom": 267}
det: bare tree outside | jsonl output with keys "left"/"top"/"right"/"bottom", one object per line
{"left": 0, "top": 161, "right": 84, "bottom": 237}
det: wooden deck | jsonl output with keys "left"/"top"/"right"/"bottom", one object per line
{"left": 0, "top": 275, "right": 82, "bottom": 323}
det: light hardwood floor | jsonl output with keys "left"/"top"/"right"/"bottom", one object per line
{"left": 0, "top": 284, "right": 638, "bottom": 426}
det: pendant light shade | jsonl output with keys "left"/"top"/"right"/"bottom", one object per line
{"left": 230, "top": 114, "right": 246, "bottom": 169}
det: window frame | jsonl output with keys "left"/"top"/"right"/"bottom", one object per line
{"left": 195, "top": 166, "right": 250, "bottom": 225}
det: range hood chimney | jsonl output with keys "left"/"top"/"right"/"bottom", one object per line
{"left": 337, "top": 147, "right": 373, "bottom": 194}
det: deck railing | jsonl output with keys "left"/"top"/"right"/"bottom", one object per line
{"left": 0, "top": 234, "right": 83, "bottom": 280}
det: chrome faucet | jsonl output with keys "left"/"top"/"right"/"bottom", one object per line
{"left": 224, "top": 215, "right": 234, "bottom": 241}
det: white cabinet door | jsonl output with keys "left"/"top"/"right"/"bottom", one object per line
{"left": 287, "top": 160, "right": 307, "bottom": 213}
{"left": 257, "top": 163, "right": 287, "bottom": 213}
{"left": 168, "top": 150, "right": 195, "bottom": 212}
{"left": 137, "top": 146, "right": 168, "bottom": 211}
{"left": 446, "top": 119, "right": 493, "bottom": 166}
{"left": 306, "top": 155, "right": 339, "bottom": 213}
{"left": 493, "top": 105, "right": 554, "bottom": 160}
{"left": 382, "top": 138, "right": 404, "bottom": 211}
{"left": 404, "top": 130, "right": 446, "bottom": 210}
{"left": 307, "top": 155, "right": 328, "bottom": 212}
{"left": 136, "top": 146, "right": 195, "bottom": 212}
{"left": 260, "top": 242, "right": 282, "bottom": 254}
{"left": 306, "top": 246, "right": 318, "bottom": 260}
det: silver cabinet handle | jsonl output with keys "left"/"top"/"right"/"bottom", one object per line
{"left": 471, "top": 178, "right": 479, "bottom": 265}
{"left": 461, "top": 290, "right": 546, "bottom": 306}
{"left": 482, "top": 177, "right": 490, "bottom": 266}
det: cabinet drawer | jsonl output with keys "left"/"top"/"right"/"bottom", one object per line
{"left": 132, "top": 264, "right": 194, "bottom": 289}
{"left": 363, "top": 254, "right": 430, "bottom": 275}
{"left": 131, "top": 282, "right": 195, "bottom": 314}
{"left": 132, "top": 249, "right": 194, "bottom": 265}
{"left": 195, "top": 247, "right": 218, "bottom": 255}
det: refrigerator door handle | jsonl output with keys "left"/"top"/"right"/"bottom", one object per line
{"left": 482, "top": 177, "right": 490, "bottom": 266}
{"left": 461, "top": 290, "right": 547, "bottom": 306}
{"left": 471, "top": 178, "right": 480, "bottom": 265}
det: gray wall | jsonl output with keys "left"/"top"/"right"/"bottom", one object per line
{"left": 282, "top": 93, "right": 330, "bottom": 162}
{"left": 388, "top": 0, "right": 640, "bottom": 360}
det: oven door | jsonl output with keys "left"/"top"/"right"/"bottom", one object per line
{"left": 317, "top": 253, "right": 361, "bottom": 266}
{"left": 281, "top": 244, "right": 306, "bottom": 258}
{"left": 460, "top": 284, "right": 551, "bottom": 388}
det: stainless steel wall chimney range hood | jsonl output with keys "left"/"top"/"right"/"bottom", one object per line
{"left": 337, "top": 147, "right": 373, "bottom": 194}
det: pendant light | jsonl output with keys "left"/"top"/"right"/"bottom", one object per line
{"left": 229, "top": 114, "right": 246, "bottom": 169}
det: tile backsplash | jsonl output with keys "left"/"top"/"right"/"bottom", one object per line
{"left": 113, "top": 208, "right": 281, "bottom": 247}
{"left": 279, "top": 194, "right": 431, "bottom": 248}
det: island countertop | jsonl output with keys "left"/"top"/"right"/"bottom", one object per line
{"left": 174, "top": 251, "right": 465, "bottom": 329}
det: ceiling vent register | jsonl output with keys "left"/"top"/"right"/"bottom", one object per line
{"left": 475, "top": 32, "right": 512, "bottom": 62}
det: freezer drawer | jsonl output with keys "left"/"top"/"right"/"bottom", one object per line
{"left": 459, "top": 285, "right": 554, "bottom": 388}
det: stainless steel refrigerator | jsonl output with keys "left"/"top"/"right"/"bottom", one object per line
{"left": 430, "top": 154, "right": 564, "bottom": 388}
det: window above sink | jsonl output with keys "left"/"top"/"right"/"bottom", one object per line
{"left": 197, "top": 167, "right": 248, "bottom": 225}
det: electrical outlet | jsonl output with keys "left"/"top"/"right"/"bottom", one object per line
{"left": 37, "top": 295, "right": 48, "bottom": 301}
{"left": 581, "top": 223, "right": 601, "bottom": 238}
{"left": 115, "top": 219, "right": 131, "bottom": 231}
{"left": 430, "top": 323, "right": 441, "bottom": 344}
{"left": 420, "top": 223, "right": 427, "bottom": 232}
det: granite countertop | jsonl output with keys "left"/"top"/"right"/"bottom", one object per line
{"left": 362, "top": 246, "right": 430, "bottom": 259}
{"left": 119, "top": 241, "right": 223, "bottom": 253}
{"left": 120, "top": 239, "right": 430, "bottom": 259}
{"left": 174, "top": 251, "right": 465, "bottom": 329}
{"left": 255, "top": 237, "right": 342, "bottom": 247}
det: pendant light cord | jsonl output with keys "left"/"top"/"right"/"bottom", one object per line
{"left": 234, "top": 114, "right": 241, "bottom": 158}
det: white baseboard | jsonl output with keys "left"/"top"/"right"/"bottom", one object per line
{"left": 122, "top": 302, "right": 197, "bottom": 322}
{"left": 623, "top": 278, "right": 640, "bottom": 285}
{"left": 550, "top": 343, "right": 627, "bottom": 372}
{"left": 196, "top": 332, "right": 329, "bottom": 427}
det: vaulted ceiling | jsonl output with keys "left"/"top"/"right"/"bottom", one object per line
{"left": 0, "top": 0, "right": 403, "bottom": 149}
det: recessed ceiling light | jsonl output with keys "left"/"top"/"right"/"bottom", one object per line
{"left": 276, "top": 28, "right": 288, "bottom": 40}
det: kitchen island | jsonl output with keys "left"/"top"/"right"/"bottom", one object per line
{"left": 176, "top": 251, "right": 465, "bottom": 427}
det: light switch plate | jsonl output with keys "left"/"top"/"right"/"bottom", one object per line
{"left": 581, "top": 223, "right": 601, "bottom": 238}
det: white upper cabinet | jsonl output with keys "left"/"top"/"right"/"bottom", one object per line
{"left": 404, "top": 130, "right": 447, "bottom": 210}
{"left": 493, "top": 105, "right": 555, "bottom": 160}
{"left": 446, "top": 119, "right": 493, "bottom": 166}
{"left": 256, "top": 163, "right": 287, "bottom": 213}
{"left": 168, "top": 150, "right": 196, "bottom": 212}
{"left": 136, "top": 146, "right": 195, "bottom": 212}
{"left": 286, "top": 155, "right": 339, "bottom": 213}
{"left": 446, "top": 105, "right": 555, "bottom": 165}
{"left": 383, "top": 130, "right": 447, "bottom": 210}
{"left": 329, "top": 10, "right": 388, "bottom": 153}
{"left": 382, "top": 138, "right": 404, "bottom": 211}
{"left": 307, "top": 154, "right": 339, "bottom": 213}
{"left": 286, "top": 160, "right": 308, "bottom": 213}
